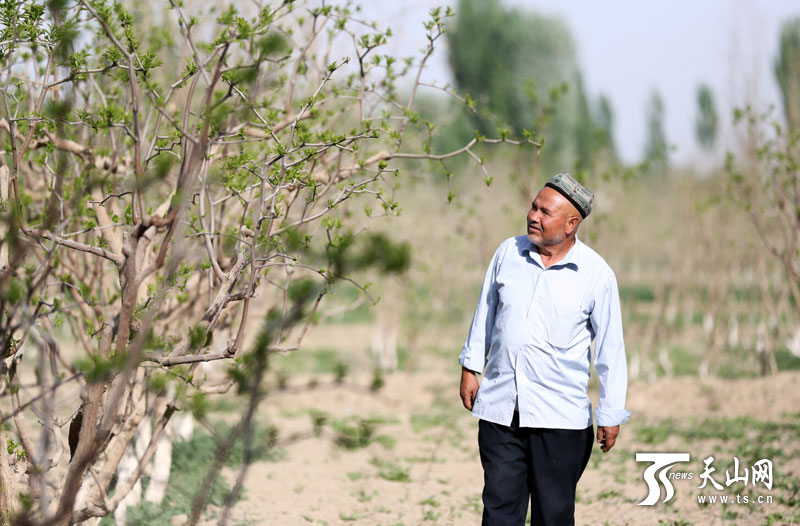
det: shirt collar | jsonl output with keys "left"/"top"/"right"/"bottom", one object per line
{"left": 524, "top": 236, "right": 581, "bottom": 271}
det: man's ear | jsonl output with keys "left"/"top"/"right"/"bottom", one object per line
{"left": 566, "top": 216, "right": 580, "bottom": 235}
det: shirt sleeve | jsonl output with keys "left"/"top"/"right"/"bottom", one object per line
{"left": 458, "top": 241, "right": 504, "bottom": 374}
{"left": 590, "top": 273, "right": 632, "bottom": 426}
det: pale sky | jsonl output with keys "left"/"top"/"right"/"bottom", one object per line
{"left": 360, "top": 0, "right": 800, "bottom": 164}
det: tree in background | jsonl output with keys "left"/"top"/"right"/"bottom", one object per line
{"left": 775, "top": 17, "right": 800, "bottom": 133}
{"left": 446, "top": 0, "right": 609, "bottom": 175}
{"left": 643, "top": 89, "right": 669, "bottom": 173}
{"left": 725, "top": 19, "right": 800, "bottom": 375}
{"left": 728, "top": 16, "right": 800, "bottom": 296}
{"left": 0, "top": 2, "right": 538, "bottom": 524}
{"left": 695, "top": 84, "right": 718, "bottom": 151}
{"left": 593, "top": 94, "right": 617, "bottom": 161}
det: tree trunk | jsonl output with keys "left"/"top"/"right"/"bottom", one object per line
{"left": 143, "top": 424, "right": 172, "bottom": 505}
{"left": 0, "top": 431, "right": 19, "bottom": 525}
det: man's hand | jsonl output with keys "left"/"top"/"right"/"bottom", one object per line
{"left": 460, "top": 367, "right": 479, "bottom": 411}
{"left": 596, "top": 425, "right": 620, "bottom": 452}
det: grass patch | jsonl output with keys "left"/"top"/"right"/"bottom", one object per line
{"left": 374, "top": 435, "right": 397, "bottom": 449}
{"left": 717, "top": 360, "right": 759, "bottom": 379}
{"left": 619, "top": 285, "right": 656, "bottom": 302}
{"left": 761, "top": 511, "right": 800, "bottom": 526}
{"left": 410, "top": 412, "right": 457, "bottom": 433}
{"left": 332, "top": 418, "right": 377, "bottom": 450}
{"left": 273, "top": 347, "right": 351, "bottom": 374}
{"left": 463, "top": 494, "right": 481, "bottom": 514}
{"left": 597, "top": 489, "right": 621, "bottom": 500}
{"left": 322, "top": 284, "right": 374, "bottom": 324}
{"left": 775, "top": 348, "right": 800, "bottom": 371}
{"left": 422, "top": 509, "right": 441, "bottom": 521}
{"left": 330, "top": 415, "right": 398, "bottom": 450}
{"left": 325, "top": 304, "right": 374, "bottom": 324}
{"left": 775, "top": 475, "right": 800, "bottom": 507}
{"left": 339, "top": 511, "right": 368, "bottom": 521}
{"left": 404, "top": 455, "right": 445, "bottom": 463}
{"left": 370, "top": 457, "right": 411, "bottom": 482}
{"left": 100, "top": 423, "right": 283, "bottom": 526}
{"left": 207, "top": 393, "right": 246, "bottom": 413}
{"left": 636, "top": 419, "right": 675, "bottom": 445}
{"left": 419, "top": 495, "right": 440, "bottom": 507}
{"left": 635, "top": 415, "right": 800, "bottom": 445}
{"left": 357, "top": 489, "right": 376, "bottom": 502}
{"left": 669, "top": 346, "right": 701, "bottom": 376}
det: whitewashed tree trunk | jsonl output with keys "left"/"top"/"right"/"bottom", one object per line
{"left": 658, "top": 348, "right": 673, "bottom": 378}
{"left": 113, "top": 408, "right": 153, "bottom": 525}
{"left": 0, "top": 166, "right": 8, "bottom": 272}
{"left": 143, "top": 423, "right": 173, "bottom": 505}
{"left": 370, "top": 322, "right": 397, "bottom": 372}
{"left": 370, "top": 280, "right": 400, "bottom": 372}
{"left": 0, "top": 431, "right": 19, "bottom": 523}
{"left": 173, "top": 413, "right": 194, "bottom": 442}
{"left": 114, "top": 445, "right": 141, "bottom": 526}
{"left": 787, "top": 326, "right": 800, "bottom": 358}
{"left": 727, "top": 315, "right": 740, "bottom": 348}
{"left": 628, "top": 352, "right": 641, "bottom": 381}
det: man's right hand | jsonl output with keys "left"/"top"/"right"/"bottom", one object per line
{"left": 460, "top": 367, "right": 479, "bottom": 411}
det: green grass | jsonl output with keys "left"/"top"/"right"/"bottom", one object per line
{"left": 774, "top": 475, "right": 800, "bottom": 507}
{"left": 323, "top": 303, "right": 374, "bottom": 324}
{"left": 321, "top": 284, "right": 375, "bottom": 325}
{"left": 338, "top": 511, "right": 368, "bottom": 521}
{"left": 100, "top": 423, "right": 284, "bottom": 526}
{"left": 329, "top": 415, "right": 399, "bottom": 450}
{"left": 422, "top": 509, "right": 441, "bottom": 521}
{"left": 635, "top": 415, "right": 800, "bottom": 446}
{"left": 357, "top": 489, "right": 376, "bottom": 502}
{"left": 731, "top": 286, "right": 761, "bottom": 302}
{"left": 410, "top": 412, "right": 454, "bottom": 433}
{"left": 419, "top": 495, "right": 440, "bottom": 507}
{"left": 331, "top": 418, "right": 377, "bottom": 450}
{"left": 717, "top": 360, "right": 759, "bottom": 379}
{"left": 370, "top": 457, "right": 411, "bottom": 482}
{"left": 632, "top": 414, "right": 800, "bottom": 514}
{"left": 619, "top": 285, "right": 656, "bottom": 302}
{"left": 762, "top": 511, "right": 800, "bottom": 526}
{"left": 374, "top": 435, "right": 397, "bottom": 449}
{"left": 668, "top": 346, "right": 702, "bottom": 376}
{"left": 597, "top": 489, "right": 621, "bottom": 500}
{"left": 207, "top": 393, "right": 246, "bottom": 413}
{"left": 635, "top": 419, "right": 675, "bottom": 445}
{"left": 775, "top": 348, "right": 800, "bottom": 371}
{"left": 273, "top": 347, "right": 351, "bottom": 374}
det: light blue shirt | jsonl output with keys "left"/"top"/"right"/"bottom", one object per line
{"left": 459, "top": 235, "right": 631, "bottom": 429}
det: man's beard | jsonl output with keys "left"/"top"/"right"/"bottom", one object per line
{"left": 528, "top": 232, "right": 565, "bottom": 247}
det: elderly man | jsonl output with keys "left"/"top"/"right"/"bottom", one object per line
{"left": 459, "top": 173, "right": 631, "bottom": 526}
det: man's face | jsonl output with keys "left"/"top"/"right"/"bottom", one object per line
{"left": 526, "top": 187, "right": 579, "bottom": 248}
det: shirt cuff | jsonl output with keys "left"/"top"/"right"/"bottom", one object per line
{"left": 595, "top": 408, "right": 631, "bottom": 427}
{"left": 458, "top": 349, "right": 483, "bottom": 374}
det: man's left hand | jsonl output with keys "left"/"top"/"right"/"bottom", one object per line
{"left": 596, "top": 425, "right": 619, "bottom": 453}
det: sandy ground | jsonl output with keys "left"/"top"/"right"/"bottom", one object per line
{"left": 211, "top": 352, "right": 800, "bottom": 526}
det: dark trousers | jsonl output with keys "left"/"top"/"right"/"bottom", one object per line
{"left": 478, "top": 413, "right": 593, "bottom": 526}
